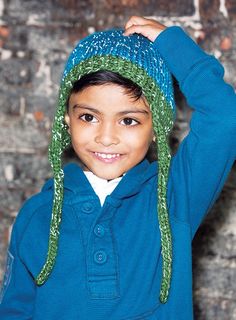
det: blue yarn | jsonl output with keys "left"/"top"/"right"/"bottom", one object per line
{"left": 62, "top": 28, "right": 176, "bottom": 116}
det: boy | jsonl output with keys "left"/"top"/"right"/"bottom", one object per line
{"left": 0, "top": 16, "right": 235, "bottom": 319}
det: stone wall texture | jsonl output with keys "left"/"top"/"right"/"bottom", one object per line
{"left": 0, "top": 0, "right": 235, "bottom": 319}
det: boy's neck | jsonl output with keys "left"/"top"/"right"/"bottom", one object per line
{"left": 84, "top": 170, "right": 124, "bottom": 182}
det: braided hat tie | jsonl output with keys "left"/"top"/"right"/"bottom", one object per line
{"left": 35, "top": 29, "right": 175, "bottom": 304}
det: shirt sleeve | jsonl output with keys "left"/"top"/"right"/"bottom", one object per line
{"left": 154, "top": 26, "right": 236, "bottom": 236}
{"left": 0, "top": 207, "right": 36, "bottom": 319}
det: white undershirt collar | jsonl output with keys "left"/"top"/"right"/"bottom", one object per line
{"left": 84, "top": 171, "right": 123, "bottom": 206}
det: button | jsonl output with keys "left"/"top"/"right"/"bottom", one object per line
{"left": 81, "top": 202, "right": 94, "bottom": 214}
{"left": 94, "top": 250, "right": 107, "bottom": 264}
{"left": 94, "top": 224, "right": 105, "bottom": 237}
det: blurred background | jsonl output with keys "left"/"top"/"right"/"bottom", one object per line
{"left": 0, "top": 0, "right": 235, "bottom": 319}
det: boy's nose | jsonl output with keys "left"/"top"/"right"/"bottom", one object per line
{"left": 94, "top": 123, "right": 120, "bottom": 146}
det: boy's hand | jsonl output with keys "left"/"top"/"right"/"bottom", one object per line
{"left": 123, "top": 16, "right": 166, "bottom": 42}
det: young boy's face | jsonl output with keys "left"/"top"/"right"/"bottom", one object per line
{"left": 65, "top": 84, "right": 154, "bottom": 180}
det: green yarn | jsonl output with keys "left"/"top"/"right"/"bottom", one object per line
{"left": 35, "top": 55, "right": 174, "bottom": 304}
{"left": 150, "top": 78, "right": 173, "bottom": 304}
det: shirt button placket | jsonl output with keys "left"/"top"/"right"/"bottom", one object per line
{"left": 87, "top": 217, "right": 120, "bottom": 299}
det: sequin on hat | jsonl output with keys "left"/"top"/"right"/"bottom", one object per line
{"left": 35, "top": 28, "right": 175, "bottom": 304}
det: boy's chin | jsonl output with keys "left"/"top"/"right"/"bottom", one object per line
{"left": 90, "top": 170, "right": 124, "bottom": 181}
{"left": 75, "top": 159, "right": 123, "bottom": 180}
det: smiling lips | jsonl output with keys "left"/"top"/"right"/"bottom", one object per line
{"left": 94, "top": 152, "right": 122, "bottom": 163}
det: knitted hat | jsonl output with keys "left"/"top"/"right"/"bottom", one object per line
{"left": 35, "top": 29, "right": 175, "bottom": 304}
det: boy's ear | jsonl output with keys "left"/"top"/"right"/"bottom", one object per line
{"left": 152, "top": 129, "right": 156, "bottom": 142}
{"left": 64, "top": 114, "right": 71, "bottom": 134}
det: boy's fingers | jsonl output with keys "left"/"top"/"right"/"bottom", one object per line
{"left": 124, "top": 16, "right": 166, "bottom": 42}
{"left": 123, "top": 24, "right": 161, "bottom": 42}
{"left": 123, "top": 24, "right": 147, "bottom": 36}
{"left": 124, "top": 15, "right": 149, "bottom": 29}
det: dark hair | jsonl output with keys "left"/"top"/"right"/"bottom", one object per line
{"left": 64, "top": 70, "right": 157, "bottom": 162}
{"left": 66, "top": 70, "right": 143, "bottom": 112}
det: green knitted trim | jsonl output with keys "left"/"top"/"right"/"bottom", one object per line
{"left": 35, "top": 55, "right": 174, "bottom": 304}
{"left": 152, "top": 92, "right": 173, "bottom": 304}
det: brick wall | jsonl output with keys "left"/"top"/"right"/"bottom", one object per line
{"left": 0, "top": 0, "right": 235, "bottom": 319}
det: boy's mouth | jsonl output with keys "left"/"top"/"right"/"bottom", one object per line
{"left": 93, "top": 152, "right": 122, "bottom": 162}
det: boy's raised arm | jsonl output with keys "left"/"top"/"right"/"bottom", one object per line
{"left": 154, "top": 25, "right": 236, "bottom": 235}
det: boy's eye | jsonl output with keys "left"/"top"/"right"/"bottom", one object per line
{"left": 79, "top": 113, "right": 98, "bottom": 123}
{"left": 121, "top": 117, "right": 139, "bottom": 126}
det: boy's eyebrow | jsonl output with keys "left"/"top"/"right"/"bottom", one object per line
{"left": 117, "top": 109, "right": 150, "bottom": 116}
{"left": 72, "top": 104, "right": 99, "bottom": 114}
{"left": 72, "top": 104, "right": 150, "bottom": 116}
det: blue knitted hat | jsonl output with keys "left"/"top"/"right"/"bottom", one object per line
{"left": 36, "top": 29, "right": 175, "bottom": 304}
